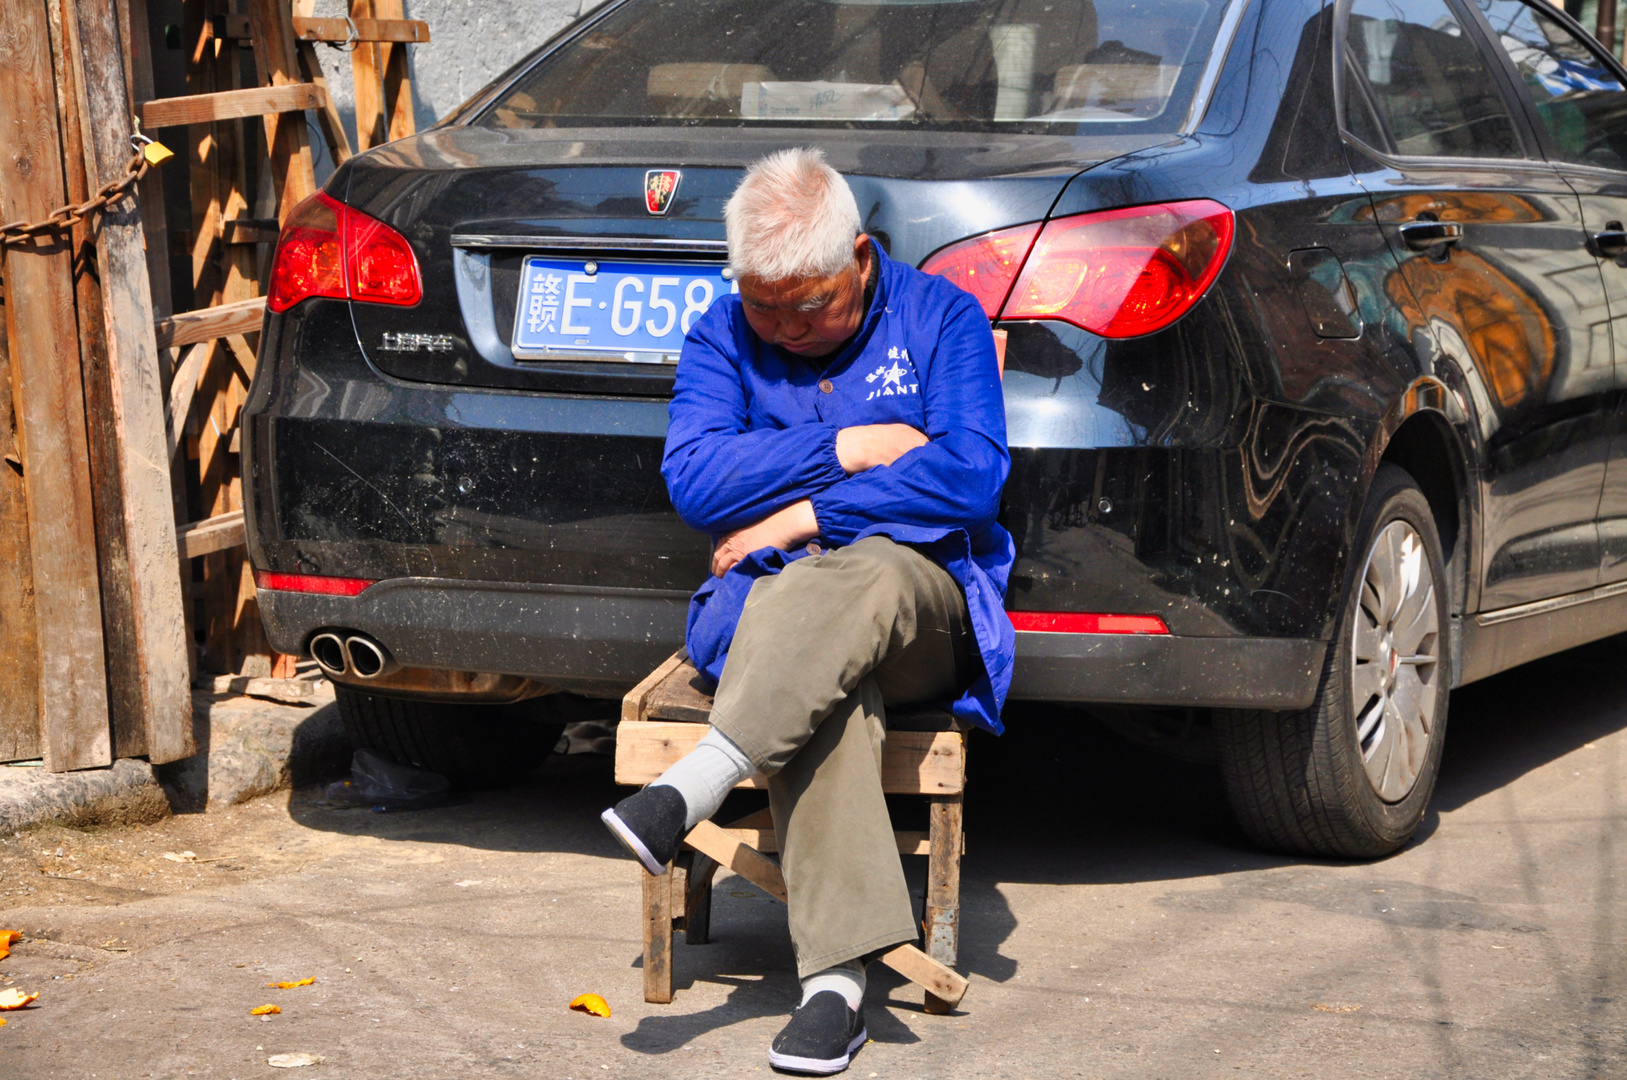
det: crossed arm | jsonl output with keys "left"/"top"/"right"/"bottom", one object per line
{"left": 662, "top": 297, "right": 1009, "bottom": 578}
{"left": 708, "top": 424, "right": 928, "bottom": 576}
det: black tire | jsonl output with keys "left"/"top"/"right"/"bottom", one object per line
{"left": 1216, "top": 464, "right": 1451, "bottom": 858}
{"left": 334, "top": 686, "right": 569, "bottom": 789}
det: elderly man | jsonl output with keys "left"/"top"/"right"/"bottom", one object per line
{"left": 602, "top": 147, "right": 1014, "bottom": 1074}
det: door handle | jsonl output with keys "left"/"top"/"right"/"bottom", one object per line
{"left": 1399, "top": 220, "right": 1464, "bottom": 252}
{"left": 1589, "top": 220, "right": 1627, "bottom": 259}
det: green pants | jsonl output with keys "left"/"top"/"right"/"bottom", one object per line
{"left": 708, "top": 535, "right": 974, "bottom": 978}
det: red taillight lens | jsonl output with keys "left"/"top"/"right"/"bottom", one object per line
{"left": 253, "top": 569, "right": 377, "bottom": 597}
{"left": 919, "top": 222, "right": 1042, "bottom": 317}
{"left": 267, "top": 191, "right": 421, "bottom": 313}
{"left": 268, "top": 192, "right": 345, "bottom": 313}
{"left": 1008, "top": 611, "right": 1170, "bottom": 634}
{"left": 345, "top": 209, "right": 422, "bottom": 305}
{"left": 1002, "top": 200, "right": 1234, "bottom": 338}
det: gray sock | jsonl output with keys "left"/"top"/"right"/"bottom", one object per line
{"left": 800, "top": 959, "right": 866, "bottom": 1011}
{"left": 651, "top": 726, "right": 754, "bottom": 830}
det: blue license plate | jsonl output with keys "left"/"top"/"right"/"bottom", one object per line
{"left": 511, "top": 256, "right": 735, "bottom": 362}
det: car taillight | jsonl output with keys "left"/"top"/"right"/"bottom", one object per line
{"left": 1008, "top": 611, "right": 1170, "bottom": 634}
{"left": 267, "top": 191, "right": 422, "bottom": 313}
{"left": 1002, "top": 200, "right": 1233, "bottom": 338}
{"left": 344, "top": 208, "right": 421, "bottom": 305}
{"left": 919, "top": 222, "right": 1042, "bottom": 318}
{"left": 253, "top": 569, "right": 377, "bottom": 597}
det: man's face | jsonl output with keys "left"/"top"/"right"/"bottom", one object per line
{"left": 736, "top": 234, "right": 873, "bottom": 358}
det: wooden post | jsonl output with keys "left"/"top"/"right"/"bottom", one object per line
{"left": 374, "top": 0, "right": 415, "bottom": 141}
{"left": 1600, "top": 0, "right": 1617, "bottom": 57}
{"left": 121, "top": 0, "right": 173, "bottom": 321}
{"left": 0, "top": 0, "right": 113, "bottom": 772}
{"left": 349, "top": 0, "right": 387, "bottom": 151}
{"left": 62, "top": 0, "right": 194, "bottom": 763}
{"left": 923, "top": 793, "right": 964, "bottom": 1014}
{"left": 683, "top": 852, "right": 720, "bottom": 945}
{"left": 248, "top": 0, "right": 316, "bottom": 223}
{"left": 0, "top": 292, "right": 42, "bottom": 762}
{"left": 642, "top": 862, "right": 675, "bottom": 1004}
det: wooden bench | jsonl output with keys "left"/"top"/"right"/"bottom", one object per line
{"left": 616, "top": 650, "right": 969, "bottom": 1013}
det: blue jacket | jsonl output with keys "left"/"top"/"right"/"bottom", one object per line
{"left": 662, "top": 244, "right": 1015, "bottom": 734}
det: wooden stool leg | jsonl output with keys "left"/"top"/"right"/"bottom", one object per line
{"left": 683, "top": 852, "right": 721, "bottom": 945}
{"left": 642, "top": 863, "right": 675, "bottom": 1004}
{"left": 923, "top": 794, "right": 963, "bottom": 1014}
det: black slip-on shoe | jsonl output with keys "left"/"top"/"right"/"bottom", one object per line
{"left": 768, "top": 990, "right": 867, "bottom": 1075}
{"left": 600, "top": 785, "right": 688, "bottom": 875}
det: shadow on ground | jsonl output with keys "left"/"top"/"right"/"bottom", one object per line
{"left": 281, "top": 631, "right": 1627, "bottom": 1043}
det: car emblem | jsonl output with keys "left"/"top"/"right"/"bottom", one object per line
{"left": 645, "top": 169, "right": 681, "bottom": 215}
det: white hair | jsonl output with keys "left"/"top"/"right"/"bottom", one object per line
{"left": 724, "top": 147, "right": 862, "bottom": 283}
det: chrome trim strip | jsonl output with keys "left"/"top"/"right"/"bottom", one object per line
{"left": 1183, "top": 0, "right": 1252, "bottom": 134}
{"left": 1475, "top": 580, "right": 1627, "bottom": 627}
{"left": 452, "top": 233, "right": 727, "bottom": 253}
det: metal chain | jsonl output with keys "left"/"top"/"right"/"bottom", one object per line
{"left": 0, "top": 148, "right": 150, "bottom": 246}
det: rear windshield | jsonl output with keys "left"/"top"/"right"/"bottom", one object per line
{"left": 479, "top": 0, "right": 1236, "bottom": 135}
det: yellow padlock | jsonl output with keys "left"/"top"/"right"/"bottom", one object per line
{"left": 142, "top": 140, "right": 175, "bottom": 167}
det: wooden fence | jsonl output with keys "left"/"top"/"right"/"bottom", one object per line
{"left": 0, "top": 0, "right": 426, "bottom": 769}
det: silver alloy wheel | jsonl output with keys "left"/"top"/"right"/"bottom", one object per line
{"left": 1350, "top": 520, "right": 1440, "bottom": 802}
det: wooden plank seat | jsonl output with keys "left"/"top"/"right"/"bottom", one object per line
{"left": 617, "top": 650, "right": 969, "bottom": 1013}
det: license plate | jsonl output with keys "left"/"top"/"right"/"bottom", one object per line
{"left": 512, "top": 256, "right": 735, "bottom": 362}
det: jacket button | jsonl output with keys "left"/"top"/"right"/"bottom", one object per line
{"left": 805, "top": 541, "right": 823, "bottom": 556}
{"left": 818, "top": 379, "right": 834, "bottom": 394}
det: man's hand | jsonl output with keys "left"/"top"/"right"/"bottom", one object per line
{"left": 835, "top": 424, "right": 929, "bottom": 474}
{"left": 712, "top": 499, "right": 820, "bottom": 578}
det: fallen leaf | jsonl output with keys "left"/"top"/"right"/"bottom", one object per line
{"left": 0, "top": 1017, "right": 6, "bottom": 1026}
{"left": 250, "top": 1004, "right": 281, "bottom": 1015}
{"left": 266, "top": 977, "right": 315, "bottom": 989}
{"left": 0, "top": 930, "right": 19, "bottom": 962}
{"left": 161, "top": 851, "right": 198, "bottom": 863}
{"left": 1312, "top": 1003, "right": 1362, "bottom": 1013}
{"left": 0, "top": 990, "right": 40, "bottom": 1010}
{"left": 268, "top": 1052, "right": 325, "bottom": 1068}
{"left": 569, "top": 993, "right": 612, "bottom": 1017}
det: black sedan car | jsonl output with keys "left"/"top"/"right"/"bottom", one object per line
{"left": 245, "top": 0, "right": 1627, "bottom": 856}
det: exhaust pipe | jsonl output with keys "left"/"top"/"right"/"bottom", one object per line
{"left": 344, "top": 635, "right": 399, "bottom": 679}
{"left": 309, "top": 632, "right": 349, "bottom": 677}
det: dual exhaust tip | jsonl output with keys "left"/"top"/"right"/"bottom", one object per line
{"left": 309, "top": 631, "right": 399, "bottom": 680}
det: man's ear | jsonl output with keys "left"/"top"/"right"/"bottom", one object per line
{"left": 854, "top": 233, "right": 872, "bottom": 275}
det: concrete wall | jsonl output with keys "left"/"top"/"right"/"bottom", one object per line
{"left": 306, "top": 0, "right": 609, "bottom": 173}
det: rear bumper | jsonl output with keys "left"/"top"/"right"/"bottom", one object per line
{"left": 259, "top": 577, "right": 1326, "bottom": 709}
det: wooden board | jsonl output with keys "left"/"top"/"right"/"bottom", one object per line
{"left": 620, "top": 650, "right": 689, "bottom": 723}
{"left": 616, "top": 721, "right": 965, "bottom": 794}
{"left": 0, "top": 0, "right": 112, "bottom": 771}
{"left": 213, "top": 12, "right": 429, "bottom": 43}
{"left": 139, "top": 83, "right": 327, "bottom": 128}
{"left": 642, "top": 664, "right": 718, "bottom": 724}
{"left": 154, "top": 297, "right": 267, "bottom": 348}
{"left": 0, "top": 283, "right": 41, "bottom": 762}
{"left": 723, "top": 826, "right": 930, "bottom": 856}
{"left": 68, "top": 0, "right": 194, "bottom": 763}
{"left": 293, "top": 15, "right": 429, "bottom": 42}
{"left": 178, "top": 510, "right": 246, "bottom": 559}
{"left": 50, "top": 0, "right": 146, "bottom": 759}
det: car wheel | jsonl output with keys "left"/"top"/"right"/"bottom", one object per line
{"left": 1216, "top": 463, "right": 1450, "bottom": 858}
{"left": 334, "top": 686, "right": 569, "bottom": 789}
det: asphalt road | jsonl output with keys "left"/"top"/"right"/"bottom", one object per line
{"left": 1, "top": 636, "right": 1623, "bottom": 1079}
